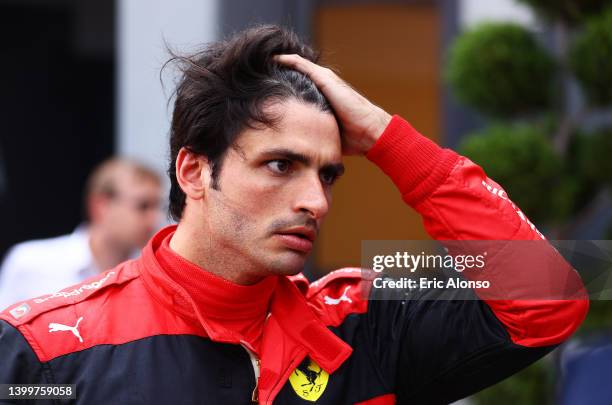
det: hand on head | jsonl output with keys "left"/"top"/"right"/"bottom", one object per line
{"left": 274, "top": 54, "right": 391, "bottom": 155}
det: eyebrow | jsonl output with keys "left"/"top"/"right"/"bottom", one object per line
{"left": 258, "top": 148, "right": 345, "bottom": 177}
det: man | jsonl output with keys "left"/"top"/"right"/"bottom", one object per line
{"left": 0, "top": 158, "right": 162, "bottom": 310}
{"left": 0, "top": 26, "right": 588, "bottom": 404}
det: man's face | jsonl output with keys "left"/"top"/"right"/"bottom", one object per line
{"left": 104, "top": 173, "right": 163, "bottom": 250}
{"left": 202, "top": 99, "right": 342, "bottom": 278}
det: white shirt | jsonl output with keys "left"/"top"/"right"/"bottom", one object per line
{"left": 0, "top": 226, "right": 101, "bottom": 311}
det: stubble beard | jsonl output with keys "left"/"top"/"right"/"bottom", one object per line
{"left": 208, "top": 188, "right": 314, "bottom": 278}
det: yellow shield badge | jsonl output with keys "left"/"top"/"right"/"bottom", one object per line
{"left": 288, "top": 359, "right": 329, "bottom": 401}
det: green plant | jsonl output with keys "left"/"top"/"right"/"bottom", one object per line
{"left": 446, "top": 23, "right": 554, "bottom": 117}
{"left": 579, "top": 301, "right": 612, "bottom": 331}
{"left": 570, "top": 9, "right": 612, "bottom": 106}
{"left": 578, "top": 130, "right": 612, "bottom": 189}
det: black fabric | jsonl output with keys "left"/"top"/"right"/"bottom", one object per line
{"left": 49, "top": 335, "right": 256, "bottom": 404}
{"left": 274, "top": 314, "right": 391, "bottom": 404}
{"left": 0, "top": 289, "right": 556, "bottom": 405}
{"left": 0, "top": 320, "right": 52, "bottom": 405}
{"left": 365, "top": 286, "right": 556, "bottom": 404}
{"left": 0, "top": 321, "right": 256, "bottom": 405}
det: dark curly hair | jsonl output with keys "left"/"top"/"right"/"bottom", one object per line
{"left": 166, "top": 25, "right": 332, "bottom": 221}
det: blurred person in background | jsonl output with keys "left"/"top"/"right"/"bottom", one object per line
{"left": 0, "top": 158, "right": 163, "bottom": 310}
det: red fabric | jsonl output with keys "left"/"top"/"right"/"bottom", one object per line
{"left": 258, "top": 276, "right": 354, "bottom": 404}
{"left": 366, "top": 114, "right": 459, "bottom": 206}
{"left": 4, "top": 264, "right": 209, "bottom": 363}
{"left": 155, "top": 232, "right": 277, "bottom": 354}
{"left": 368, "top": 116, "right": 589, "bottom": 347}
{"left": 306, "top": 268, "right": 370, "bottom": 328}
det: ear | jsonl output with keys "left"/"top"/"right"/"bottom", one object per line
{"left": 87, "top": 193, "right": 111, "bottom": 224}
{"left": 175, "top": 147, "right": 211, "bottom": 200}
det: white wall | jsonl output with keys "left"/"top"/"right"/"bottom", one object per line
{"left": 117, "top": 0, "right": 219, "bottom": 175}
{"left": 460, "top": 0, "right": 536, "bottom": 28}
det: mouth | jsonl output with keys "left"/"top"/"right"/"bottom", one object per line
{"left": 274, "top": 227, "right": 316, "bottom": 253}
{"left": 277, "top": 227, "right": 316, "bottom": 242}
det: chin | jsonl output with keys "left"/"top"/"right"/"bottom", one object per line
{"left": 264, "top": 252, "right": 309, "bottom": 276}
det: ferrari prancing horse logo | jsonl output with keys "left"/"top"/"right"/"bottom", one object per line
{"left": 289, "top": 359, "right": 329, "bottom": 401}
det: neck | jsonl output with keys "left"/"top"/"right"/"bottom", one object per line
{"left": 170, "top": 221, "right": 264, "bottom": 286}
{"left": 88, "top": 225, "right": 133, "bottom": 271}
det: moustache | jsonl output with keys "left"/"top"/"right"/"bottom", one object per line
{"left": 268, "top": 216, "right": 319, "bottom": 236}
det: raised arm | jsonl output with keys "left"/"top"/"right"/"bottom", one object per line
{"left": 276, "top": 54, "right": 589, "bottom": 402}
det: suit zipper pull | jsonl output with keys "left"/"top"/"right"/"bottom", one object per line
{"left": 251, "top": 358, "right": 261, "bottom": 402}
{"left": 243, "top": 344, "right": 261, "bottom": 403}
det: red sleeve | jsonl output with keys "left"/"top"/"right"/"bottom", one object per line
{"left": 366, "top": 115, "right": 589, "bottom": 347}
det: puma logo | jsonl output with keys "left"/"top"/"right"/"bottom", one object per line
{"left": 48, "top": 317, "right": 84, "bottom": 343}
{"left": 323, "top": 286, "right": 352, "bottom": 306}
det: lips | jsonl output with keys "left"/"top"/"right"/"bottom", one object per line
{"left": 275, "top": 227, "right": 317, "bottom": 253}
{"left": 277, "top": 227, "right": 316, "bottom": 242}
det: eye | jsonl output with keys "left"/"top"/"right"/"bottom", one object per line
{"left": 320, "top": 170, "right": 338, "bottom": 186}
{"left": 266, "top": 159, "right": 291, "bottom": 174}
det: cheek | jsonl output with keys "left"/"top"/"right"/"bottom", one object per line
{"left": 225, "top": 175, "right": 285, "bottom": 214}
{"left": 236, "top": 186, "right": 282, "bottom": 228}
{"left": 106, "top": 207, "right": 125, "bottom": 225}
{"left": 212, "top": 186, "right": 282, "bottom": 241}
{"left": 216, "top": 164, "right": 293, "bottom": 229}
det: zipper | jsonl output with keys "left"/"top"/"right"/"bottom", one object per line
{"left": 242, "top": 344, "right": 261, "bottom": 403}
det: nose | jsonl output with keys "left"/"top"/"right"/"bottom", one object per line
{"left": 293, "top": 173, "right": 330, "bottom": 220}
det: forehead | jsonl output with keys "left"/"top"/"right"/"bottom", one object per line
{"left": 115, "top": 170, "right": 160, "bottom": 194}
{"left": 235, "top": 99, "right": 341, "bottom": 160}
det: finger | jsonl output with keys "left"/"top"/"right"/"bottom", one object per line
{"left": 275, "top": 54, "right": 346, "bottom": 99}
{"left": 274, "top": 54, "right": 316, "bottom": 75}
{"left": 274, "top": 54, "right": 337, "bottom": 83}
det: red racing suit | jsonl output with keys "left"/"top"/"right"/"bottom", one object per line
{"left": 0, "top": 116, "right": 588, "bottom": 404}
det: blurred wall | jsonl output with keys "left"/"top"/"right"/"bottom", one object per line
{"left": 117, "top": 0, "right": 219, "bottom": 178}
{"left": 460, "top": 0, "right": 535, "bottom": 27}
